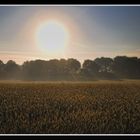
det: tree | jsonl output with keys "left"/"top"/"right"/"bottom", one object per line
{"left": 57, "top": 59, "right": 69, "bottom": 80}
{"left": 67, "top": 58, "right": 81, "bottom": 73}
{"left": 0, "top": 60, "right": 5, "bottom": 79}
{"left": 4, "top": 60, "right": 20, "bottom": 79}
{"left": 111, "top": 56, "right": 140, "bottom": 78}
{"left": 82, "top": 60, "right": 100, "bottom": 79}
{"left": 22, "top": 60, "right": 48, "bottom": 80}
{"left": 66, "top": 58, "right": 81, "bottom": 80}
{"left": 94, "top": 57, "right": 113, "bottom": 72}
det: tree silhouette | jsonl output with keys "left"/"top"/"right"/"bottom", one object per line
{"left": 4, "top": 60, "right": 20, "bottom": 79}
{"left": 0, "top": 56, "right": 139, "bottom": 80}
{"left": 82, "top": 59, "right": 100, "bottom": 79}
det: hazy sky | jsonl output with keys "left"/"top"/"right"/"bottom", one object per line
{"left": 0, "top": 6, "right": 140, "bottom": 64}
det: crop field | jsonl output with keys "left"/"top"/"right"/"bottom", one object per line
{"left": 0, "top": 80, "right": 140, "bottom": 134}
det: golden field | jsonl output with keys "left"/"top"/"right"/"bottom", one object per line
{"left": 0, "top": 80, "right": 140, "bottom": 134}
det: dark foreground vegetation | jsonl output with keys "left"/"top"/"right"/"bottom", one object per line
{"left": 0, "top": 80, "right": 140, "bottom": 134}
{"left": 0, "top": 56, "right": 140, "bottom": 80}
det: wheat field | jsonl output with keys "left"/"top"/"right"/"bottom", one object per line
{"left": 0, "top": 80, "right": 140, "bottom": 134}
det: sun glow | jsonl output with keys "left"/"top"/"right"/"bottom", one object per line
{"left": 36, "top": 20, "right": 69, "bottom": 57}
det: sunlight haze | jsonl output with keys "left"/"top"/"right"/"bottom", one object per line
{"left": 0, "top": 6, "right": 140, "bottom": 64}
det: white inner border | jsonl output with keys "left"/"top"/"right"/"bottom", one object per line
{"left": 0, "top": 4, "right": 140, "bottom": 6}
{"left": 0, "top": 4, "right": 140, "bottom": 136}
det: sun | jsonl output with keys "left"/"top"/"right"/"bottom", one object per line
{"left": 36, "top": 20, "right": 69, "bottom": 57}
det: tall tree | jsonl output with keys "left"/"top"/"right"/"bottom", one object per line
{"left": 82, "top": 59, "right": 100, "bottom": 79}
{"left": 0, "top": 60, "right": 5, "bottom": 79}
{"left": 66, "top": 58, "right": 81, "bottom": 80}
{"left": 111, "top": 56, "right": 140, "bottom": 78}
{"left": 94, "top": 57, "right": 113, "bottom": 73}
{"left": 4, "top": 60, "right": 20, "bottom": 79}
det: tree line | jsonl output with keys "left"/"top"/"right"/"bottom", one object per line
{"left": 0, "top": 56, "right": 140, "bottom": 81}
